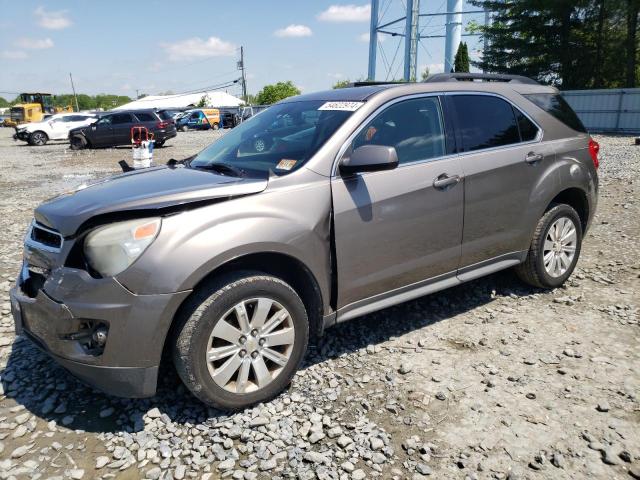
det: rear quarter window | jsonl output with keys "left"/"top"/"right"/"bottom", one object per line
{"left": 524, "top": 93, "right": 586, "bottom": 133}
{"left": 134, "top": 112, "right": 157, "bottom": 122}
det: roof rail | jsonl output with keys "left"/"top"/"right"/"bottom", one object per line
{"left": 349, "top": 81, "right": 408, "bottom": 87}
{"left": 424, "top": 73, "right": 540, "bottom": 85}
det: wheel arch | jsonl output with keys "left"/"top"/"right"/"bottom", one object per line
{"left": 546, "top": 187, "right": 589, "bottom": 233}
{"left": 161, "top": 251, "right": 325, "bottom": 366}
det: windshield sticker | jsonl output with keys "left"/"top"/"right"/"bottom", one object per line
{"left": 318, "top": 101, "right": 364, "bottom": 112}
{"left": 276, "top": 159, "right": 298, "bottom": 171}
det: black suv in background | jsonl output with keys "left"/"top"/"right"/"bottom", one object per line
{"left": 69, "top": 109, "right": 177, "bottom": 150}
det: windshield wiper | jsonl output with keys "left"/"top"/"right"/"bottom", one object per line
{"left": 192, "top": 162, "right": 246, "bottom": 177}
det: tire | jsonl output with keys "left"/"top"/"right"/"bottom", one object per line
{"left": 212, "top": 123, "right": 219, "bottom": 130}
{"left": 179, "top": 126, "right": 187, "bottom": 132}
{"left": 70, "top": 135, "right": 87, "bottom": 150}
{"left": 173, "top": 271, "right": 309, "bottom": 410}
{"left": 28, "top": 131, "right": 48, "bottom": 146}
{"left": 155, "top": 140, "right": 165, "bottom": 148}
{"left": 515, "top": 203, "right": 583, "bottom": 289}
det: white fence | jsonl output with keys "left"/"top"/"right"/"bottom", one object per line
{"left": 561, "top": 88, "right": 640, "bottom": 134}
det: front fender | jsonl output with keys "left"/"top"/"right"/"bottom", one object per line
{"left": 116, "top": 181, "right": 333, "bottom": 307}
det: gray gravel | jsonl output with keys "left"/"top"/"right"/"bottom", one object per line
{"left": 0, "top": 131, "right": 638, "bottom": 479}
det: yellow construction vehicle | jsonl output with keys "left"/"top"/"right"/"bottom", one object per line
{"left": 3, "top": 93, "right": 71, "bottom": 127}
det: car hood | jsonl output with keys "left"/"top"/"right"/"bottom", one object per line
{"left": 35, "top": 166, "right": 268, "bottom": 236}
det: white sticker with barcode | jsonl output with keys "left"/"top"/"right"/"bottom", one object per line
{"left": 318, "top": 101, "right": 364, "bottom": 112}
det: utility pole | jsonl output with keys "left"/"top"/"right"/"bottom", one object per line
{"left": 444, "top": 0, "right": 463, "bottom": 73}
{"left": 403, "top": 0, "right": 420, "bottom": 81}
{"left": 136, "top": 89, "right": 140, "bottom": 99}
{"left": 69, "top": 73, "right": 79, "bottom": 112}
{"left": 367, "top": 0, "right": 379, "bottom": 80}
{"left": 238, "top": 46, "right": 248, "bottom": 103}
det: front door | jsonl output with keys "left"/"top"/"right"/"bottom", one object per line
{"left": 332, "top": 96, "right": 464, "bottom": 310}
{"left": 90, "top": 115, "right": 114, "bottom": 146}
{"left": 110, "top": 113, "right": 134, "bottom": 145}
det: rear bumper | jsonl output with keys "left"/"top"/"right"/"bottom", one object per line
{"left": 9, "top": 265, "right": 190, "bottom": 398}
{"left": 155, "top": 129, "right": 177, "bottom": 142}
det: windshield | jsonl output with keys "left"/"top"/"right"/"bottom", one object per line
{"left": 189, "top": 100, "right": 355, "bottom": 177}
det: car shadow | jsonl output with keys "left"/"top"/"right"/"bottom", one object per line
{"left": 0, "top": 270, "right": 541, "bottom": 434}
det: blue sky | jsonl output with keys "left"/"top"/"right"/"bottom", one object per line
{"left": 0, "top": 1, "right": 484, "bottom": 100}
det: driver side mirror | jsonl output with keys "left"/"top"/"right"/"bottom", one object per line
{"left": 339, "top": 145, "right": 399, "bottom": 175}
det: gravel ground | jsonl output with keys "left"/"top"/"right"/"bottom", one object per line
{"left": 0, "top": 130, "right": 638, "bottom": 480}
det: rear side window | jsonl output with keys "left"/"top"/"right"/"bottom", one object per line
{"left": 524, "top": 93, "right": 586, "bottom": 133}
{"left": 352, "top": 97, "right": 446, "bottom": 164}
{"left": 514, "top": 109, "right": 539, "bottom": 141}
{"left": 134, "top": 112, "right": 156, "bottom": 122}
{"left": 157, "top": 111, "right": 173, "bottom": 120}
{"left": 450, "top": 95, "right": 520, "bottom": 152}
{"left": 112, "top": 113, "right": 133, "bottom": 124}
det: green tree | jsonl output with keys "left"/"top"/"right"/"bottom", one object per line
{"left": 420, "top": 66, "right": 430, "bottom": 81}
{"left": 332, "top": 79, "right": 351, "bottom": 89}
{"left": 196, "top": 95, "right": 208, "bottom": 108}
{"left": 0, "top": 97, "right": 9, "bottom": 108}
{"left": 454, "top": 42, "right": 470, "bottom": 72}
{"left": 255, "top": 81, "right": 300, "bottom": 105}
{"left": 470, "top": 0, "right": 637, "bottom": 88}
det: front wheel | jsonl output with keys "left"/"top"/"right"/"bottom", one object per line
{"left": 515, "top": 204, "right": 583, "bottom": 289}
{"left": 69, "top": 134, "right": 87, "bottom": 150}
{"left": 173, "top": 272, "right": 309, "bottom": 410}
{"left": 29, "top": 131, "right": 48, "bottom": 146}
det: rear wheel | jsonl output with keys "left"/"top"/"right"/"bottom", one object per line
{"left": 179, "top": 126, "right": 187, "bottom": 132}
{"left": 28, "top": 131, "right": 48, "bottom": 146}
{"left": 70, "top": 134, "right": 87, "bottom": 150}
{"left": 173, "top": 272, "right": 309, "bottom": 410}
{"left": 155, "top": 140, "right": 165, "bottom": 148}
{"left": 212, "top": 122, "right": 219, "bottom": 130}
{"left": 515, "top": 204, "right": 582, "bottom": 288}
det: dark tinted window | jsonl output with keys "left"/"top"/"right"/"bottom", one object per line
{"left": 156, "top": 111, "right": 173, "bottom": 120}
{"left": 514, "top": 109, "right": 539, "bottom": 141}
{"left": 111, "top": 113, "right": 133, "bottom": 125}
{"left": 524, "top": 93, "right": 586, "bottom": 133}
{"left": 134, "top": 112, "right": 156, "bottom": 122}
{"left": 352, "top": 97, "right": 445, "bottom": 164}
{"left": 451, "top": 95, "right": 520, "bottom": 152}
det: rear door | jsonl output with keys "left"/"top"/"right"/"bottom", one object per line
{"left": 446, "top": 93, "right": 554, "bottom": 270}
{"left": 110, "top": 113, "right": 135, "bottom": 145}
{"left": 332, "top": 95, "right": 464, "bottom": 311}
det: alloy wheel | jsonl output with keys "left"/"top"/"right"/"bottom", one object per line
{"left": 543, "top": 216, "right": 577, "bottom": 277}
{"left": 206, "top": 297, "right": 295, "bottom": 394}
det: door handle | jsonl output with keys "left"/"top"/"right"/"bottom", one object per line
{"left": 433, "top": 173, "right": 461, "bottom": 190}
{"left": 525, "top": 152, "right": 544, "bottom": 164}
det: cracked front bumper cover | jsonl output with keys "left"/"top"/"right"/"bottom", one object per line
{"left": 10, "top": 266, "right": 190, "bottom": 398}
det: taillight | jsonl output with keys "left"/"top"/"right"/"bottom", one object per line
{"left": 588, "top": 138, "right": 600, "bottom": 169}
{"left": 157, "top": 121, "right": 169, "bottom": 129}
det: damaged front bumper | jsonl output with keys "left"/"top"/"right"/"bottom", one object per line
{"left": 13, "top": 129, "right": 29, "bottom": 142}
{"left": 10, "top": 263, "right": 190, "bottom": 398}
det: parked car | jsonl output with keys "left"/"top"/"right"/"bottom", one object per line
{"left": 10, "top": 74, "right": 598, "bottom": 410}
{"left": 13, "top": 113, "right": 98, "bottom": 146}
{"left": 68, "top": 109, "right": 177, "bottom": 149}
{"left": 220, "top": 110, "right": 239, "bottom": 129}
{"left": 156, "top": 109, "right": 184, "bottom": 124}
{"left": 177, "top": 108, "right": 221, "bottom": 131}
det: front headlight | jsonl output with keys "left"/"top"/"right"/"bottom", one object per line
{"left": 84, "top": 218, "right": 161, "bottom": 277}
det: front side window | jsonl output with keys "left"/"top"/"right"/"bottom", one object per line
{"left": 111, "top": 114, "right": 132, "bottom": 125}
{"left": 451, "top": 95, "right": 520, "bottom": 152}
{"left": 351, "top": 97, "right": 446, "bottom": 164}
{"left": 96, "top": 116, "right": 112, "bottom": 125}
{"left": 190, "top": 100, "right": 355, "bottom": 177}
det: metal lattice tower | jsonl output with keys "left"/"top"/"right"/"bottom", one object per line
{"left": 367, "top": 0, "right": 487, "bottom": 81}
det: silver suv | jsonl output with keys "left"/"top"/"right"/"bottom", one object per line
{"left": 10, "top": 74, "right": 599, "bottom": 409}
